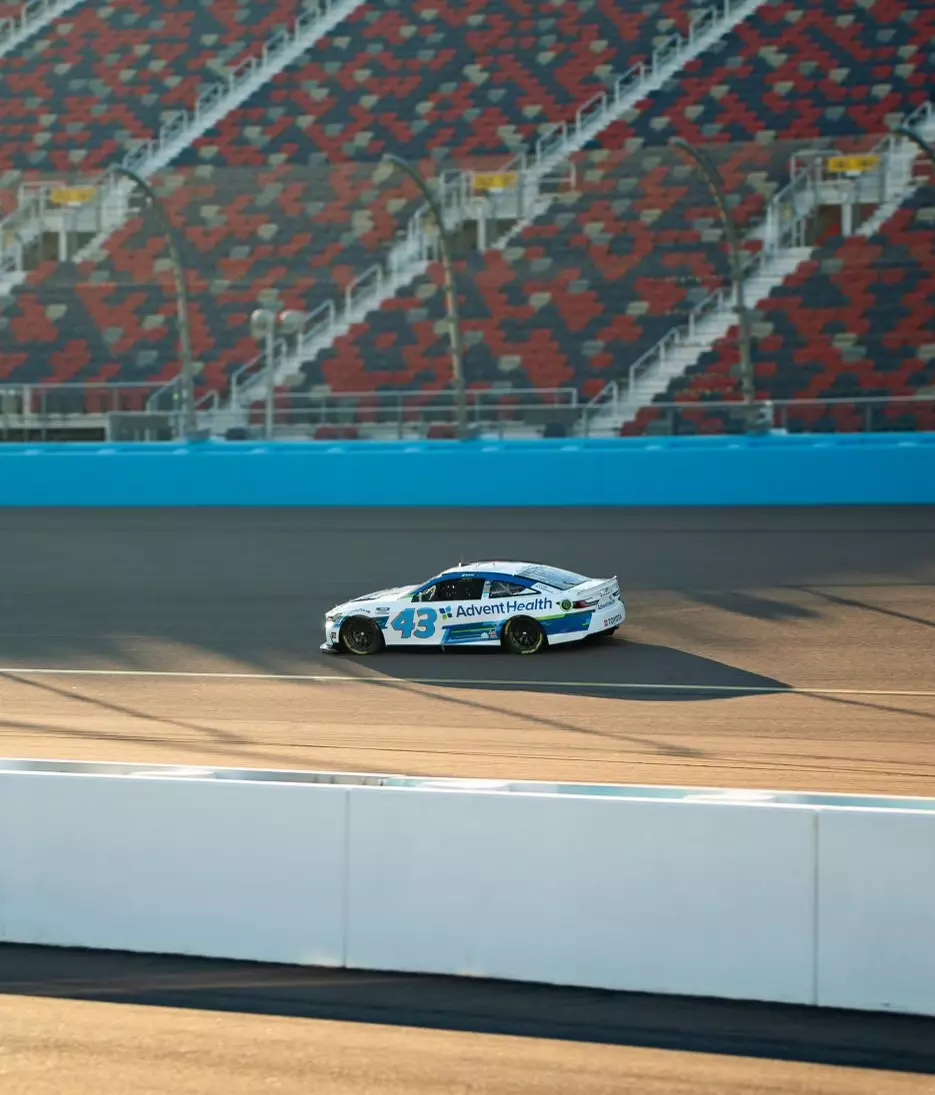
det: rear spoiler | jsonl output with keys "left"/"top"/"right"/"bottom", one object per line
{"left": 568, "top": 575, "right": 619, "bottom": 610}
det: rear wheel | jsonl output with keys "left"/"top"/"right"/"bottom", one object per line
{"left": 501, "top": 615, "right": 547, "bottom": 655}
{"left": 339, "top": 616, "right": 385, "bottom": 656}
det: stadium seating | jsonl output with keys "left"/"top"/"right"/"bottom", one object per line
{"left": 0, "top": 162, "right": 426, "bottom": 398}
{"left": 0, "top": 0, "right": 932, "bottom": 431}
{"left": 599, "top": 0, "right": 934, "bottom": 149}
{"left": 297, "top": 143, "right": 796, "bottom": 408}
{"left": 177, "top": 0, "right": 700, "bottom": 168}
{"left": 0, "top": 0, "right": 303, "bottom": 173}
{"left": 625, "top": 180, "right": 935, "bottom": 434}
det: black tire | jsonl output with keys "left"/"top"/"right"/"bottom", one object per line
{"left": 501, "top": 615, "right": 547, "bottom": 655}
{"left": 339, "top": 616, "right": 385, "bottom": 656}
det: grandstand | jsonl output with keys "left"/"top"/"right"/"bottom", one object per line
{"left": 0, "top": 0, "right": 932, "bottom": 441}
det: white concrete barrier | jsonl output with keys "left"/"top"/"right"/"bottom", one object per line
{"left": 816, "top": 808, "right": 935, "bottom": 1015}
{"left": 2, "top": 759, "right": 934, "bottom": 1017}
{"left": 0, "top": 769, "right": 348, "bottom": 965}
{"left": 345, "top": 787, "right": 816, "bottom": 1003}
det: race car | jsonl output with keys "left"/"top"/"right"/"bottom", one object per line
{"left": 321, "top": 560, "right": 625, "bottom": 655}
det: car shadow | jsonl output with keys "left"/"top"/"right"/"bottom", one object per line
{"left": 337, "top": 636, "right": 789, "bottom": 702}
{"left": 0, "top": 636, "right": 787, "bottom": 768}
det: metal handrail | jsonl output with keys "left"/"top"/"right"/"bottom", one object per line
{"left": 221, "top": 0, "right": 770, "bottom": 410}
{"left": 584, "top": 101, "right": 935, "bottom": 421}
{"left": 6, "top": 0, "right": 769, "bottom": 416}
{"left": 582, "top": 392, "right": 935, "bottom": 431}
{"left": 265, "top": 386, "right": 580, "bottom": 409}
{"left": 0, "top": 0, "right": 86, "bottom": 57}
{"left": 620, "top": 395, "right": 935, "bottom": 409}
{"left": 2, "top": 387, "right": 932, "bottom": 443}
{"left": 0, "top": 0, "right": 366, "bottom": 271}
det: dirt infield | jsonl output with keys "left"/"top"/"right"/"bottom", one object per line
{"left": 1, "top": 505, "right": 934, "bottom": 1092}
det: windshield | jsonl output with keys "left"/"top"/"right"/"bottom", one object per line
{"left": 517, "top": 564, "right": 588, "bottom": 590}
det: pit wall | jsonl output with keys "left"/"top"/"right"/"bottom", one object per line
{"left": 0, "top": 434, "right": 932, "bottom": 506}
{"left": 2, "top": 760, "right": 934, "bottom": 1017}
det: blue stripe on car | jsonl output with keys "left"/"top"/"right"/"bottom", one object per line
{"left": 439, "top": 610, "right": 594, "bottom": 645}
{"left": 541, "top": 611, "right": 593, "bottom": 635}
{"left": 442, "top": 621, "right": 503, "bottom": 644}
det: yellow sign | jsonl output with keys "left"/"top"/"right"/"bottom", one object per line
{"left": 49, "top": 186, "right": 98, "bottom": 207}
{"left": 472, "top": 172, "right": 519, "bottom": 194}
{"left": 826, "top": 155, "right": 880, "bottom": 175}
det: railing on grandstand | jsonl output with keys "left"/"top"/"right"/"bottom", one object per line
{"left": 584, "top": 99, "right": 935, "bottom": 423}
{"left": 200, "top": 0, "right": 763, "bottom": 412}
{"left": 0, "top": 382, "right": 169, "bottom": 416}
{"left": 580, "top": 395, "right": 935, "bottom": 437}
{"left": 219, "top": 160, "right": 579, "bottom": 411}
{"left": 1, "top": 385, "right": 933, "bottom": 442}
{"left": 243, "top": 387, "right": 582, "bottom": 441}
{"left": 0, "top": 0, "right": 358, "bottom": 279}
{"left": 0, "top": 0, "right": 81, "bottom": 54}
{"left": 0, "top": 382, "right": 185, "bottom": 441}
{"left": 0, "top": 383, "right": 583, "bottom": 441}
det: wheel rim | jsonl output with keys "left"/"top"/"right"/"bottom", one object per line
{"left": 346, "top": 621, "right": 374, "bottom": 652}
{"left": 510, "top": 620, "right": 540, "bottom": 650}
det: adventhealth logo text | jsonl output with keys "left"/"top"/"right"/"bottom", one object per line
{"left": 454, "top": 597, "right": 553, "bottom": 618}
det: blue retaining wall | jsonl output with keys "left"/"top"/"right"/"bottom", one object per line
{"left": 0, "top": 434, "right": 932, "bottom": 506}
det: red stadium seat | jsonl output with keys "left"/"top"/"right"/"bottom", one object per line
{"left": 631, "top": 182, "right": 935, "bottom": 435}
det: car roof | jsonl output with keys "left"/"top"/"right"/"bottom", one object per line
{"left": 450, "top": 560, "right": 529, "bottom": 575}
{"left": 447, "top": 561, "right": 591, "bottom": 586}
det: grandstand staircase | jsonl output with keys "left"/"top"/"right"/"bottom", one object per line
{"left": 0, "top": 0, "right": 86, "bottom": 61}
{"left": 215, "top": 0, "right": 775, "bottom": 421}
{"left": 0, "top": 0, "right": 367, "bottom": 294}
{"left": 580, "top": 101, "right": 935, "bottom": 436}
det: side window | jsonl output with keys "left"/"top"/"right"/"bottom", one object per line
{"left": 488, "top": 580, "right": 528, "bottom": 598}
{"left": 433, "top": 576, "right": 486, "bottom": 601}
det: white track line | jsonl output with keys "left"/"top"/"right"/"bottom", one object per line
{"left": 0, "top": 665, "right": 933, "bottom": 698}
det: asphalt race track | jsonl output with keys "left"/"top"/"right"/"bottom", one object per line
{"left": 2, "top": 505, "right": 935, "bottom": 1094}
{"left": 0, "top": 506, "right": 933, "bottom": 793}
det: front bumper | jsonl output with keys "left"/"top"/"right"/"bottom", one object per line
{"left": 321, "top": 620, "right": 341, "bottom": 652}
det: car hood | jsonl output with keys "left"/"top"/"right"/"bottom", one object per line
{"left": 328, "top": 584, "right": 418, "bottom": 614}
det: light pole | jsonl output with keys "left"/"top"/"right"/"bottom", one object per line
{"left": 671, "top": 138, "right": 756, "bottom": 416}
{"left": 113, "top": 165, "right": 197, "bottom": 440}
{"left": 250, "top": 307, "right": 308, "bottom": 440}
{"left": 382, "top": 153, "right": 469, "bottom": 440}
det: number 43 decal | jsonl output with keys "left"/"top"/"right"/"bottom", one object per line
{"left": 390, "top": 607, "right": 437, "bottom": 639}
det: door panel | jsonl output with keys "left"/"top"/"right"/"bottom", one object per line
{"left": 386, "top": 575, "right": 486, "bottom": 646}
{"left": 385, "top": 603, "right": 444, "bottom": 646}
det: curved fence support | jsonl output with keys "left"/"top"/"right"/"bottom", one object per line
{"left": 113, "top": 166, "right": 197, "bottom": 440}
{"left": 671, "top": 137, "right": 756, "bottom": 411}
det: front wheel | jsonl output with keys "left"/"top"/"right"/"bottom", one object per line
{"left": 339, "top": 616, "right": 385, "bottom": 655}
{"left": 501, "top": 615, "right": 547, "bottom": 655}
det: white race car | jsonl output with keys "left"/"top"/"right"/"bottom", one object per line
{"left": 321, "top": 560, "right": 625, "bottom": 655}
